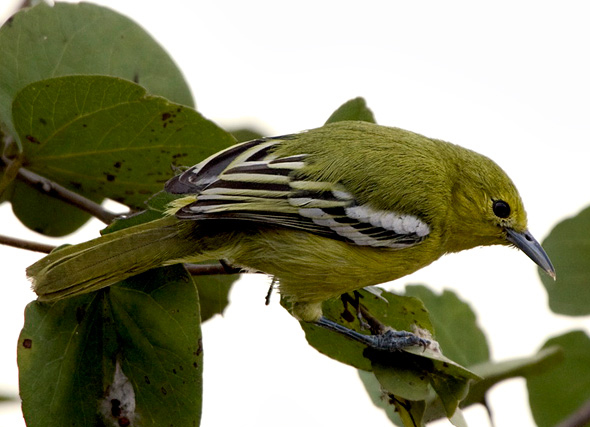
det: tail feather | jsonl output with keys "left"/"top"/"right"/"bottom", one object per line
{"left": 27, "top": 216, "right": 201, "bottom": 301}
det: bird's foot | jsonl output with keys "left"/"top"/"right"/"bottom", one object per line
{"left": 371, "top": 329, "right": 430, "bottom": 352}
{"left": 315, "top": 317, "right": 431, "bottom": 352}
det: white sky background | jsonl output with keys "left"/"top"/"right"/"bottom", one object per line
{"left": 1, "top": 1, "right": 589, "bottom": 426}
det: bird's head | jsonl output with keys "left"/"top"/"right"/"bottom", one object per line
{"left": 445, "top": 148, "right": 555, "bottom": 279}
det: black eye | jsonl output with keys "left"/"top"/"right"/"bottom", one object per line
{"left": 492, "top": 200, "right": 511, "bottom": 218}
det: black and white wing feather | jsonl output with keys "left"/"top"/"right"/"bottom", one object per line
{"left": 165, "top": 137, "right": 430, "bottom": 249}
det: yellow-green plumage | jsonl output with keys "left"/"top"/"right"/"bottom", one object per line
{"left": 27, "top": 121, "right": 554, "bottom": 322}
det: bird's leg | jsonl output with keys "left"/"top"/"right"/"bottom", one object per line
{"left": 314, "top": 316, "right": 430, "bottom": 352}
{"left": 265, "top": 278, "right": 278, "bottom": 306}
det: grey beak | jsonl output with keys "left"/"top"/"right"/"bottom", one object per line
{"left": 505, "top": 228, "right": 556, "bottom": 279}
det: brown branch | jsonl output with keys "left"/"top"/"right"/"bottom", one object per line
{"left": 184, "top": 263, "right": 245, "bottom": 276}
{"left": 15, "top": 166, "right": 119, "bottom": 224}
{"left": 555, "top": 397, "right": 590, "bottom": 427}
{"left": 0, "top": 234, "right": 55, "bottom": 253}
{"left": 2, "top": 134, "right": 120, "bottom": 224}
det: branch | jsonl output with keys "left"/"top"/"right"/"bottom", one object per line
{"left": 184, "top": 263, "right": 244, "bottom": 276}
{"left": 15, "top": 165, "right": 119, "bottom": 224}
{"left": 0, "top": 234, "right": 55, "bottom": 253}
{"left": 2, "top": 135, "right": 120, "bottom": 224}
{"left": 556, "top": 397, "right": 590, "bottom": 427}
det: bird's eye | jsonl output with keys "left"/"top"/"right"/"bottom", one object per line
{"left": 492, "top": 200, "right": 511, "bottom": 218}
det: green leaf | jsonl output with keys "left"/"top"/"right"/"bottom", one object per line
{"left": 462, "top": 345, "right": 563, "bottom": 408}
{"left": 325, "top": 97, "right": 376, "bottom": 124}
{"left": 293, "top": 288, "right": 479, "bottom": 424}
{"left": 371, "top": 354, "right": 434, "bottom": 402}
{"left": 296, "top": 288, "right": 435, "bottom": 371}
{"left": 108, "top": 269, "right": 203, "bottom": 426}
{"left": 146, "top": 190, "right": 185, "bottom": 213}
{"left": 370, "top": 343, "right": 479, "bottom": 414}
{"left": 360, "top": 373, "right": 470, "bottom": 427}
{"left": 391, "top": 397, "right": 426, "bottom": 427}
{"left": 18, "top": 265, "right": 203, "bottom": 427}
{"left": 13, "top": 75, "right": 231, "bottom": 209}
{"left": 448, "top": 409, "right": 468, "bottom": 427}
{"left": 194, "top": 273, "right": 236, "bottom": 322}
{"left": 527, "top": 330, "right": 590, "bottom": 427}
{"left": 540, "top": 205, "right": 590, "bottom": 315}
{"left": 105, "top": 209, "right": 166, "bottom": 234}
{"left": 0, "top": 1, "right": 193, "bottom": 140}
{"left": 229, "top": 127, "right": 265, "bottom": 143}
{"left": 404, "top": 285, "right": 490, "bottom": 367}
{"left": 18, "top": 292, "right": 104, "bottom": 426}
{"left": 356, "top": 377, "right": 427, "bottom": 427}
{"left": 10, "top": 75, "right": 234, "bottom": 235}
{"left": 403, "top": 346, "right": 478, "bottom": 417}
{"left": 358, "top": 369, "right": 404, "bottom": 425}
{"left": 10, "top": 178, "right": 100, "bottom": 236}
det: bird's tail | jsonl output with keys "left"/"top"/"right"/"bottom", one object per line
{"left": 27, "top": 216, "right": 202, "bottom": 301}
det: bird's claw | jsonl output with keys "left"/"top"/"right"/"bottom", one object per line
{"left": 372, "top": 329, "right": 431, "bottom": 352}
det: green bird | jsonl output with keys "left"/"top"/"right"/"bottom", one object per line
{"left": 27, "top": 121, "right": 555, "bottom": 349}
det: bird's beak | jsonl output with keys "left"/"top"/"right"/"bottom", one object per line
{"left": 505, "top": 228, "right": 556, "bottom": 279}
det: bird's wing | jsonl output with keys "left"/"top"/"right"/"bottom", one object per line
{"left": 166, "top": 137, "right": 430, "bottom": 249}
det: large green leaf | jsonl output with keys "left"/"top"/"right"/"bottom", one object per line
{"left": 13, "top": 75, "right": 231, "bottom": 209}
{"left": 290, "top": 288, "right": 479, "bottom": 426}
{"left": 18, "top": 265, "right": 203, "bottom": 427}
{"left": 540, "top": 205, "right": 590, "bottom": 315}
{"left": 527, "top": 330, "right": 590, "bottom": 427}
{"left": 462, "top": 345, "right": 563, "bottom": 408}
{"left": 296, "top": 288, "right": 435, "bottom": 371}
{"left": 9, "top": 75, "right": 234, "bottom": 235}
{"left": 404, "top": 285, "right": 490, "bottom": 367}
{"left": 361, "top": 345, "right": 563, "bottom": 426}
{"left": 0, "top": 1, "right": 193, "bottom": 140}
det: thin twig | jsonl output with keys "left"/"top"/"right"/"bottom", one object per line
{"left": 555, "top": 397, "right": 590, "bottom": 427}
{"left": 15, "top": 166, "right": 119, "bottom": 224}
{"left": 0, "top": 234, "right": 56, "bottom": 253}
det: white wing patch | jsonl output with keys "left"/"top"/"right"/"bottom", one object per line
{"left": 345, "top": 205, "right": 430, "bottom": 237}
{"left": 297, "top": 190, "right": 430, "bottom": 248}
{"left": 167, "top": 136, "right": 431, "bottom": 249}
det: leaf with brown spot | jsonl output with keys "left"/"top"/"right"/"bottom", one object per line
{"left": 18, "top": 265, "right": 203, "bottom": 427}
{"left": 9, "top": 75, "right": 234, "bottom": 232}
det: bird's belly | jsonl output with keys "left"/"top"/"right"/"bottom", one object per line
{"left": 229, "top": 228, "right": 440, "bottom": 304}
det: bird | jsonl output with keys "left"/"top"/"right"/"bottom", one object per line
{"left": 27, "top": 120, "right": 555, "bottom": 350}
